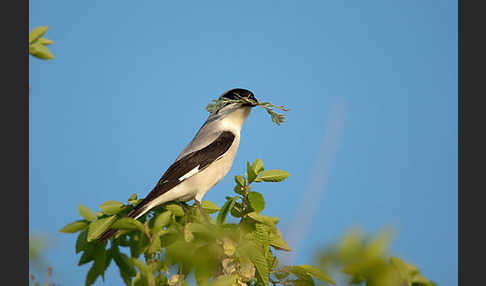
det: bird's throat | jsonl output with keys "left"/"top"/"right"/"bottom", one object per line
{"left": 220, "top": 106, "right": 251, "bottom": 131}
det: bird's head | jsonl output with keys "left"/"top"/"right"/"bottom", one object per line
{"left": 206, "top": 88, "right": 257, "bottom": 129}
{"left": 220, "top": 88, "right": 258, "bottom": 106}
{"left": 206, "top": 87, "right": 288, "bottom": 127}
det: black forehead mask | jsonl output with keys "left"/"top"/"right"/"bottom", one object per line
{"left": 221, "top": 88, "right": 256, "bottom": 101}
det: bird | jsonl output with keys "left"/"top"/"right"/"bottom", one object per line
{"left": 98, "top": 88, "right": 257, "bottom": 241}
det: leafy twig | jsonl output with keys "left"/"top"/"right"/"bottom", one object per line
{"left": 29, "top": 26, "right": 55, "bottom": 60}
{"left": 206, "top": 95, "right": 290, "bottom": 126}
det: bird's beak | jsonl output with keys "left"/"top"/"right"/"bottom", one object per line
{"left": 248, "top": 96, "right": 259, "bottom": 107}
{"left": 243, "top": 101, "right": 258, "bottom": 107}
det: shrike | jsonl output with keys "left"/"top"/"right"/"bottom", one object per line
{"left": 98, "top": 88, "right": 257, "bottom": 241}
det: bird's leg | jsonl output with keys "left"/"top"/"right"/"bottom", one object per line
{"left": 179, "top": 201, "right": 191, "bottom": 215}
{"left": 195, "top": 199, "right": 210, "bottom": 223}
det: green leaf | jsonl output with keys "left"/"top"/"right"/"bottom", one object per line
{"left": 233, "top": 185, "right": 245, "bottom": 195}
{"left": 267, "top": 254, "right": 277, "bottom": 275}
{"left": 128, "top": 193, "right": 139, "bottom": 205}
{"left": 195, "top": 263, "right": 211, "bottom": 286}
{"left": 390, "top": 256, "right": 434, "bottom": 286}
{"left": 133, "top": 272, "right": 148, "bottom": 286}
{"left": 85, "top": 264, "right": 100, "bottom": 286}
{"left": 29, "top": 43, "right": 55, "bottom": 60}
{"left": 113, "top": 251, "right": 137, "bottom": 279}
{"left": 211, "top": 275, "right": 238, "bottom": 286}
{"left": 128, "top": 193, "right": 137, "bottom": 201}
{"left": 247, "top": 161, "right": 258, "bottom": 183}
{"left": 230, "top": 202, "right": 243, "bottom": 218}
{"left": 363, "top": 230, "right": 393, "bottom": 259}
{"left": 79, "top": 204, "right": 97, "bottom": 221}
{"left": 153, "top": 211, "right": 172, "bottom": 231}
{"left": 99, "top": 200, "right": 125, "bottom": 215}
{"left": 166, "top": 241, "right": 193, "bottom": 266}
{"left": 93, "top": 246, "right": 107, "bottom": 278}
{"left": 187, "top": 223, "right": 219, "bottom": 239}
{"left": 38, "top": 38, "right": 54, "bottom": 45}
{"left": 132, "top": 258, "right": 155, "bottom": 285}
{"left": 155, "top": 274, "right": 168, "bottom": 286}
{"left": 166, "top": 204, "right": 185, "bottom": 216}
{"left": 251, "top": 158, "right": 264, "bottom": 174}
{"left": 119, "top": 269, "right": 133, "bottom": 286}
{"left": 283, "top": 266, "right": 315, "bottom": 286}
{"left": 217, "top": 196, "right": 238, "bottom": 225}
{"left": 235, "top": 175, "right": 246, "bottom": 187}
{"left": 78, "top": 242, "right": 96, "bottom": 265}
{"left": 254, "top": 222, "right": 270, "bottom": 254}
{"left": 75, "top": 230, "right": 88, "bottom": 254}
{"left": 201, "top": 200, "right": 220, "bottom": 214}
{"left": 78, "top": 240, "right": 105, "bottom": 266}
{"left": 296, "top": 265, "right": 335, "bottom": 285}
{"left": 160, "top": 230, "right": 180, "bottom": 247}
{"left": 274, "top": 271, "right": 290, "bottom": 280}
{"left": 101, "top": 248, "right": 113, "bottom": 281}
{"left": 148, "top": 234, "right": 162, "bottom": 254}
{"left": 59, "top": 220, "right": 88, "bottom": 233}
{"left": 129, "top": 232, "right": 150, "bottom": 257}
{"left": 269, "top": 230, "right": 292, "bottom": 252}
{"left": 259, "top": 169, "right": 290, "bottom": 182}
{"left": 114, "top": 229, "right": 133, "bottom": 240}
{"left": 248, "top": 192, "right": 265, "bottom": 213}
{"left": 111, "top": 217, "right": 145, "bottom": 233}
{"left": 271, "top": 255, "right": 279, "bottom": 269}
{"left": 29, "top": 26, "right": 48, "bottom": 44}
{"left": 263, "top": 106, "right": 286, "bottom": 126}
{"left": 87, "top": 215, "right": 117, "bottom": 242}
{"left": 239, "top": 241, "right": 269, "bottom": 286}
{"left": 389, "top": 256, "right": 409, "bottom": 278}
{"left": 291, "top": 278, "right": 315, "bottom": 286}
{"left": 247, "top": 212, "right": 279, "bottom": 228}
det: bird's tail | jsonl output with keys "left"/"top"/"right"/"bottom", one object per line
{"left": 97, "top": 203, "right": 149, "bottom": 242}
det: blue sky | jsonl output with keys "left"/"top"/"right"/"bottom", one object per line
{"left": 29, "top": 1, "right": 457, "bottom": 285}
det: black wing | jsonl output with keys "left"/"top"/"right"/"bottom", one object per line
{"left": 98, "top": 131, "right": 236, "bottom": 242}
{"left": 131, "top": 131, "right": 235, "bottom": 216}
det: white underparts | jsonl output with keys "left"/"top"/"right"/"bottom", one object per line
{"left": 178, "top": 165, "right": 200, "bottom": 181}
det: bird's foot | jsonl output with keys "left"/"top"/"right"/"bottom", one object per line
{"left": 179, "top": 201, "right": 191, "bottom": 214}
{"left": 194, "top": 200, "right": 211, "bottom": 224}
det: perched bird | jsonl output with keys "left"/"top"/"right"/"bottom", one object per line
{"left": 98, "top": 88, "right": 257, "bottom": 241}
